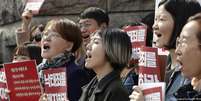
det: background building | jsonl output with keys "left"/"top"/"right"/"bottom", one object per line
{"left": 0, "top": 0, "right": 154, "bottom": 63}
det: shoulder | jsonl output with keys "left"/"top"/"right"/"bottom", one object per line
{"left": 174, "top": 84, "right": 194, "bottom": 99}
{"left": 107, "top": 78, "right": 128, "bottom": 93}
{"left": 105, "top": 80, "right": 129, "bottom": 101}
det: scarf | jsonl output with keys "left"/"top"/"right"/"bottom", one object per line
{"left": 38, "top": 51, "right": 74, "bottom": 71}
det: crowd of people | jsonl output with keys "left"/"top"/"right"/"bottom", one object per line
{"left": 1, "top": 0, "right": 201, "bottom": 101}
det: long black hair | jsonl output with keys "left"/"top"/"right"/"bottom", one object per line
{"left": 159, "top": 0, "right": 201, "bottom": 49}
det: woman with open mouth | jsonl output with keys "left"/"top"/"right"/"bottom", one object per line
{"left": 79, "top": 28, "right": 132, "bottom": 101}
{"left": 129, "top": 0, "right": 201, "bottom": 101}
{"left": 175, "top": 12, "right": 201, "bottom": 100}
{"left": 38, "top": 18, "right": 90, "bottom": 101}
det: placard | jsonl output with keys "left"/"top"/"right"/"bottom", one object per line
{"left": 0, "top": 68, "right": 8, "bottom": 101}
{"left": 43, "top": 67, "right": 68, "bottom": 101}
{"left": 24, "top": 0, "right": 45, "bottom": 14}
{"left": 138, "top": 47, "right": 161, "bottom": 84}
{"left": 4, "top": 60, "right": 41, "bottom": 101}
{"left": 141, "top": 82, "right": 165, "bottom": 101}
{"left": 123, "top": 25, "right": 147, "bottom": 65}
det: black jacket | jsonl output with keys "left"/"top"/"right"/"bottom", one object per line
{"left": 79, "top": 71, "right": 129, "bottom": 101}
{"left": 174, "top": 83, "right": 201, "bottom": 101}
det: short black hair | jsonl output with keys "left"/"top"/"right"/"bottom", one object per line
{"left": 159, "top": 0, "right": 201, "bottom": 49}
{"left": 80, "top": 7, "right": 109, "bottom": 26}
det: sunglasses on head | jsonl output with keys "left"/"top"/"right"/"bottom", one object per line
{"left": 30, "top": 34, "right": 42, "bottom": 42}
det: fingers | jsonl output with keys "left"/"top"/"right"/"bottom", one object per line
{"left": 132, "top": 86, "right": 143, "bottom": 93}
{"left": 22, "top": 10, "right": 33, "bottom": 22}
{"left": 5, "top": 89, "right": 10, "bottom": 93}
{"left": 39, "top": 93, "right": 48, "bottom": 101}
{"left": 129, "top": 86, "right": 144, "bottom": 101}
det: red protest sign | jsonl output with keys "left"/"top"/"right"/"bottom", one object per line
{"left": 0, "top": 68, "right": 8, "bottom": 101}
{"left": 138, "top": 47, "right": 162, "bottom": 84}
{"left": 123, "top": 26, "right": 147, "bottom": 65}
{"left": 4, "top": 60, "right": 41, "bottom": 101}
{"left": 43, "top": 67, "right": 68, "bottom": 101}
{"left": 142, "top": 82, "right": 165, "bottom": 101}
{"left": 24, "top": 0, "right": 45, "bottom": 14}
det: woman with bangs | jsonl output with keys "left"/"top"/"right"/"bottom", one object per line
{"left": 38, "top": 18, "right": 90, "bottom": 101}
{"left": 79, "top": 28, "right": 132, "bottom": 101}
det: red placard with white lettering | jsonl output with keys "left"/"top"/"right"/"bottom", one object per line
{"left": 4, "top": 60, "right": 41, "bottom": 101}
{"left": 123, "top": 26, "right": 147, "bottom": 65}
{"left": 141, "top": 82, "right": 165, "bottom": 101}
{"left": 24, "top": 0, "right": 45, "bottom": 14}
{"left": 138, "top": 47, "right": 161, "bottom": 85}
{"left": 43, "top": 67, "right": 68, "bottom": 101}
{"left": 0, "top": 68, "right": 8, "bottom": 101}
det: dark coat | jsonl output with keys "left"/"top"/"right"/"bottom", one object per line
{"left": 174, "top": 83, "right": 201, "bottom": 101}
{"left": 79, "top": 71, "right": 129, "bottom": 101}
{"left": 38, "top": 55, "right": 90, "bottom": 101}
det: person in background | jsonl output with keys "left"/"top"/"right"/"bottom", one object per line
{"left": 121, "top": 22, "right": 145, "bottom": 94}
{"left": 141, "top": 12, "right": 155, "bottom": 47}
{"left": 79, "top": 7, "right": 109, "bottom": 47}
{"left": 12, "top": 44, "right": 42, "bottom": 64}
{"left": 129, "top": 0, "right": 201, "bottom": 101}
{"left": 175, "top": 12, "right": 201, "bottom": 100}
{"left": 16, "top": 10, "right": 45, "bottom": 47}
{"left": 121, "top": 18, "right": 155, "bottom": 94}
{"left": 77, "top": 7, "right": 110, "bottom": 80}
{"left": 12, "top": 46, "right": 31, "bottom": 62}
{"left": 79, "top": 28, "right": 132, "bottom": 101}
{"left": 38, "top": 18, "right": 89, "bottom": 101}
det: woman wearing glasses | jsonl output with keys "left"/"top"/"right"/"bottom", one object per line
{"left": 175, "top": 12, "right": 201, "bottom": 100}
{"left": 38, "top": 18, "right": 90, "bottom": 101}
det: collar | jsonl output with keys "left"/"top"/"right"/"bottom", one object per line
{"left": 95, "top": 71, "right": 120, "bottom": 93}
{"left": 83, "top": 70, "right": 120, "bottom": 94}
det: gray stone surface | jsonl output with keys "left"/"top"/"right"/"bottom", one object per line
{"left": 0, "top": 0, "right": 155, "bottom": 63}
{"left": 108, "top": 0, "right": 154, "bottom": 12}
{"left": 109, "top": 11, "right": 152, "bottom": 28}
{"left": 0, "top": 0, "right": 25, "bottom": 25}
{"left": 40, "top": 0, "right": 107, "bottom": 15}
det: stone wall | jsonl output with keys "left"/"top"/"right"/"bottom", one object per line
{"left": 0, "top": 0, "right": 155, "bottom": 63}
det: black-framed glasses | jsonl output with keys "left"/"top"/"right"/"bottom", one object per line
{"left": 30, "top": 34, "right": 42, "bottom": 42}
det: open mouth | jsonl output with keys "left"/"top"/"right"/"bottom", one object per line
{"left": 157, "top": 34, "right": 162, "bottom": 37}
{"left": 155, "top": 32, "right": 162, "bottom": 38}
{"left": 82, "top": 35, "right": 90, "bottom": 39}
{"left": 43, "top": 44, "right": 50, "bottom": 51}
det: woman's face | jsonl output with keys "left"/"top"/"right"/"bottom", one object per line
{"left": 176, "top": 21, "right": 201, "bottom": 79}
{"left": 85, "top": 33, "right": 108, "bottom": 70}
{"left": 153, "top": 5, "right": 174, "bottom": 48}
{"left": 41, "top": 25, "right": 73, "bottom": 60}
{"left": 31, "top": 27, "right": 42, "bottom": 46}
